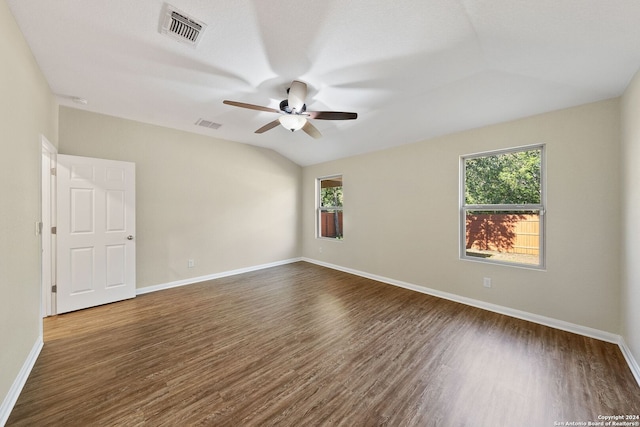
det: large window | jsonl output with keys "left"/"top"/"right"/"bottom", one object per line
{"left": 460, "top": 145, "right": 545, "bottom": 268}
{"left": 318, "top": 175, "right": 343, "bottom": 239}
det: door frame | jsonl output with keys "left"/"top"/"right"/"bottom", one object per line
{"left": 41, "top": 136, "right": 57, "bottom": 317}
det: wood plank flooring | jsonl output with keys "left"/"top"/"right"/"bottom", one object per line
{"left": 7, "top": 262, "right": 640, "bottom": 426}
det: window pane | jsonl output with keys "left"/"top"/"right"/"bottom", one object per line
{"left": 320, "top": 209, "right": 343, "bottom": 239}
{"left": 318, "top": 176, "right": 343, "bottom": 239}
{"left": 465, "top": 149, "right": 541, "bottom": 205}
{"left": 465, "top": 210, "right": 541, "bottom": 266}
{"left": 320, "top": 177, "right": 343, "bottom": 208}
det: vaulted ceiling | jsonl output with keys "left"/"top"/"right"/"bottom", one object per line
{"left": 7, "top": 1, "right": 640, "bottom": 165}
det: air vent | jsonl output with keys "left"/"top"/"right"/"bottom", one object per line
{"left": 160, "top": 4, "right": 207, "bottom": 47}
{"left": 195, "top": 119, "right": 221, "bottom": 130}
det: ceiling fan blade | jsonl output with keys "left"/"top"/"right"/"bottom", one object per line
{"left": 302, "top": 120, "right": 322, "bottom": 139}
{"left": 223, "top": 100, "right": 280, "bottom": 114}
{"left": 255, "top": 119, "right": 281, "bottom": 134}
{"left": 307, "top": 111, "right": 358, "bottom": 120}
{"left": 288, "top": 80, "right": 307, "bottom": 112}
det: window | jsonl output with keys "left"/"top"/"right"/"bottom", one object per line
{"left": 318, "top": 175, "right": 343, "bottom": 239}
{"left": 460, "top": 145, "right": 545, "bottom": 268}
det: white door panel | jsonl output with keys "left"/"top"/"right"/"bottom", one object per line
{"left": 57, "top": 154, "right": 136, "bottom": 314}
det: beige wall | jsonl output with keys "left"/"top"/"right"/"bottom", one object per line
{"left": 58, "top": 107, "right": 302, "bottom": 289}
{"left": 621, "top": 70, "right": 640, "bottom": 367}
{"left": 303, "top": 99, "right": 621, "bottom": 333}
{"left": 3, "top": 0, "right": 637, "bottom": 410}
{"left": 0, "top": 0, "right": 58, "bottom": 410}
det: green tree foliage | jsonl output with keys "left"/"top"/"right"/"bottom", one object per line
{"left": 321, "top": 186, "right": 343, "bottom": 207}
{"left": 465, "top": 149, "right": 541, "bottom": 205}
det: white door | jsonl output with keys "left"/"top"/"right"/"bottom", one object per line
{"left": 57, "top": 154, "right": 136, "bottom": 314}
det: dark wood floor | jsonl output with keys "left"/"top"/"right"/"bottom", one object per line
{"left": 8, "top": 262, "right": 640, "bottom": 426}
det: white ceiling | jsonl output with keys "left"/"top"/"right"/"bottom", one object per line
{"left": 7, "top": 1, "right": 640, "bottom": 166}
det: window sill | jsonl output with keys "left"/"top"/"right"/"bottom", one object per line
{"left": 460, "top": 254, "right": 546, "bottom": 271}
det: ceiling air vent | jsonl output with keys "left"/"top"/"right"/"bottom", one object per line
{"left": 195, "top": 119, "right": 221, "bottom": 130}
{"left": 160, "top": 4, "right": 207, "bottom": 47}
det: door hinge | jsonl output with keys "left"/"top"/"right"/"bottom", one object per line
{"left": 51, "top": 167, "right": 56, "bottom": 176}
{"left": 51, "top": 226, "right": 57, "bottom": 234}
{"left": 52, "top": 285, "right": 57, "bottom": 293}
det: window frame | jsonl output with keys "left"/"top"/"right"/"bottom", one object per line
{"left": 459, "top": 144, "right": 546, "bottom": 269}
{"left": 316, "top": 174, "right": 344, "bottom": 240}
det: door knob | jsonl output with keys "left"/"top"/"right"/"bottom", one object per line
{"left": 127, "top": 235, "right": 134, "bottom": 240}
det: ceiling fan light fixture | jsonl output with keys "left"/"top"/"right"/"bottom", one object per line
{"left": 224, "top": 79, "right": 357, "bottom": 138}
{"left": 278, "top": 115, "right": 306, "bottom": 132}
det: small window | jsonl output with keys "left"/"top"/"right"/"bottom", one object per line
{"left": 461, "top": 145, "right": 545, "bottom": 268}
{"left": 318, "top": 176, "right": 343, "bottom": 239}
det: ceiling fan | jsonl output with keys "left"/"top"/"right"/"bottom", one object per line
{"left": 223, "top": 80, "right": 357, "bottom": 139}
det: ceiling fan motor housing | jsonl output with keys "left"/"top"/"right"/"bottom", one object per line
{"left": 279, "top": 99, "right": 306, "bottom": 114}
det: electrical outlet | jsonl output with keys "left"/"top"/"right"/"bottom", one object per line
{"left": 188, "top": 259, "right": 195, "bottom": 268}
{"left": 483, "top": 277, "right": 492, "bottom": 288}
{"left": 319, "top": 247, "right": 323, "bottom": 253}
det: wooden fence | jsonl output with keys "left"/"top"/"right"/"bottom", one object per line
{"left": 320, "top": 211, "right": 343, "bottom": 238}
{"left": 466, "top": 214, "right": 539, "bottom": 255}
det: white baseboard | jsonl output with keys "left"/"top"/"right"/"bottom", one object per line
{"left": 302, "top": 257, "right": 640, "bottom": 387}
{"left": 303, "top": 257, "right": 619, "bottom": 342}
{"left": 0, "top": 337, "right": 43, "bottom": 427}
{"left": 619, "top": 338, "right": 640, "bottom": 387}
{"left": 136, "top": 258, "right": 303, "bottom": 295}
